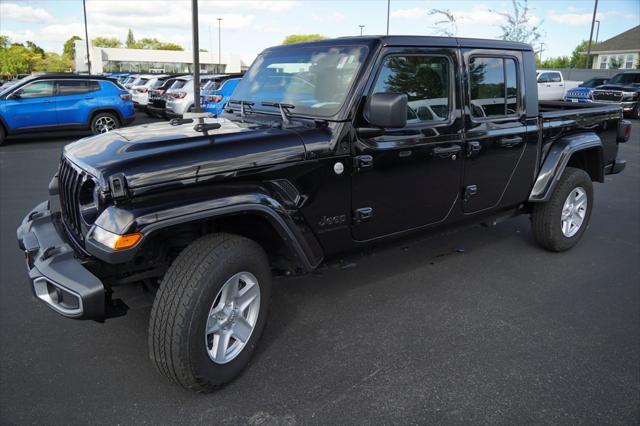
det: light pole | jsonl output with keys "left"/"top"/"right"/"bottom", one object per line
{"left": 191, "top": 0, "right": 201, "bottom": 112}
{"left": 217, "top": 18, "right": 223, "bottom": 73}
{"left": 359, "top": 25, "right": 365, "bottom": 36}
{"left": 594, "top": 19, "right": 601, "bottom": 45}
{"left": 82, "top": 0, "right": 91, "bottom": 73}
{"left": 585, "top": 0, "right": 599, "bottom": 69}
{"left": 386, "top": 0, "right": 390, "bottom": 35}
{"left": 538, "top": 42, "right": 545, "bottom": 62}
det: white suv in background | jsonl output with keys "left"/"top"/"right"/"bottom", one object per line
{"left": 165, "top": 74, "right": 222, "bottom": 118}
{"left": 131, "top": 75, "right": 168, "bottom": 109}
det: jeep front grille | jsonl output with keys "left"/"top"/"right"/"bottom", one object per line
{"left": 58, "top": 158, "right": 86, "bottom": 242}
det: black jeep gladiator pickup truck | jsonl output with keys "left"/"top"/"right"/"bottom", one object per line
{"left": 17, "top": 36, "right": 630, "bottom": 392}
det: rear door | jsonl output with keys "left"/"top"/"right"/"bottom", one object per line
{"left": 351, "top": 47, "right": 465, "bottom": 241}
{"left": 462, "top": 51, "right": 527, "bottom": 213}
{"left": 55, "top": 80, "right": 100, "bottom": 125}
{"left": 3, "top": 80, "right": 56, "bottom": 129}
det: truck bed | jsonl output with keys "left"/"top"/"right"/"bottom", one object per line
{"left": 538, "top": 101, "right": 623, "bottom": 171}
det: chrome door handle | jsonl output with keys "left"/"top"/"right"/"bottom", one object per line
{"left": 432, "top": 145, "right": 461, "bottom": 155}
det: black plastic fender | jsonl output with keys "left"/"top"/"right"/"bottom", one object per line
{"left": 529, "top": 132, "right": 603, "bottom": 202}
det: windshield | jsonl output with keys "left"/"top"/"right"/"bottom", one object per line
{"left": 608, "top": 73, "right": 640, "bottom": 85}
{"left": 231, "top": 45, "right": 368, "bottom": 118}
{"left": 0, "top": 75, "right": 31, "bottom": 95}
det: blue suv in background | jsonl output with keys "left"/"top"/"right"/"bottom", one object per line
{"left": 202, "top": 77, "right": 241, "bottom": 115}
{"left": 0, "top": 74, "right": 135, "bottom": 145}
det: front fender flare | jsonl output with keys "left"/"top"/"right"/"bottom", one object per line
{"left": 529, "top": 132, "right": 603, "bottom": 202}
{"left": 86, "top": 192, "right": 324, "bottom": 271}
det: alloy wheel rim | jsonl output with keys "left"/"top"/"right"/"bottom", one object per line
{"left": 95, "top": 116, "right": 116, "bottom": 133}
{"left": 561, "top": 186, "right": 587, "bottom": 238}
{"left": 205, "top": 271, "right": 261, "bottom": 364}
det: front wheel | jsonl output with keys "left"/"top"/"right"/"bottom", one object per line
{"left": 531, "top": 167, "right": 594, "bottom": 252}
{"left": 90, "top": 112, "right": 120, "bottom": 134}
{"left": 149, "top": 233, "right": 272, "bottom": 392}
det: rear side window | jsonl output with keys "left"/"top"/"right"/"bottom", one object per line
{"left": 57, "top": 80, "right": 101, "bottom": 95}
{"left": 171, "top": 80, "right": 187, "bottom": 89}
{"left": 372, "top": 55, "right": 451, "bottom": 124}
{"left": 16, "top": 80, "right": 54, "bottom": 99}
{"left": 469, "top": 57, "right": 518, "bottom": 119}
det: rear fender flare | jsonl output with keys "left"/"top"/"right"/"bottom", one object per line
{"left": 529, "top": 132, "right": 603, "bottom": 202}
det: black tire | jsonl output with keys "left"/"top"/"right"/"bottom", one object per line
{"left": 531, "top": 167, "right": 593, "bottom": 252}
{"left": 90, "top": 111, "right": 120, "bottom": 134}
{"left": 633, "top": 104, "right": 640, "bottom": 121}
{"left": 149, "top": 233, "right": 272, "bottom": 392}
{"left": 0, "top": 125, "right": 5, "bottom": 146}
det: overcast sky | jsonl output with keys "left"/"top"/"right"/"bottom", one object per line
{"left": 1, "top": 0, "right": 638, "bottom": 64}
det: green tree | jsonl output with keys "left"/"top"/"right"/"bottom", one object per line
{"left": 539, "top": 56, "right": 571, "bottom": 69}
{"left": 126, "top": 28, "right": 136, "bottom": 48}
{"left": 25, "top": 41, "right": 45, "bottom": 58}
{"left": 37, "top": 52, "right": 73, "bottom": 72}
{"left": 0, "top": 35, "right": 9, "bottom": 48}
{"left": 92, "top": 37, "right": 121, "bottom": 48}
{"left": 282, "top": 34, "right": 327, "bottom": 45}
{"left": 569, "top": 40, "right": 589, "bottom": 68}
{"left": 131, "top": 38, "right": 183, "bottom": 50}
{"left": 491, "top": 0, "right": 543, "bottom": 49}
{"left": 63, "top": 35, "right": 82, "bottom": 60}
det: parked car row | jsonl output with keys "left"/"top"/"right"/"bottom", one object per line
{"left": 118, "top": 73, "right": 244, "bottom": 119}
{"left": 0, "top": 73, "right": 135, "bottom": 145}
{"left": 563, "top": 71, "right": 640, "bottom": 119}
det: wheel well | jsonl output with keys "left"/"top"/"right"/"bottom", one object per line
{"left": 89, "top": 109, "right": 122, "bottom": 125}
{"left": 567, "top": 148, "right": 604, "bottom": 183}
{"left": 140, "top": 214, "right": 301, "bottom": 275}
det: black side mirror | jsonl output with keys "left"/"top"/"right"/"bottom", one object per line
{"left": 365, "top": 92, "right": 407, "bottom": 128}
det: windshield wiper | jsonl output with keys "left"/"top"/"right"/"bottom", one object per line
{"left": 227, "top": 99, "right": 254, "bottom": 118}
{"left": 261, "top": 101, "right": 295, "bottom": 127}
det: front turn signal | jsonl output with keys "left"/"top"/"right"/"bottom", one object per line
{"left": 92, "top": 226, "right": 142, "bottom": 250}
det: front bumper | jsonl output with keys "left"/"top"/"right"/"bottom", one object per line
{"left": 16, "top": 201, "right": 122, "bottom": 321}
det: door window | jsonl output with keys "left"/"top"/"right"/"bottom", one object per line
{"left": 57, "top": 80, "right": 99, "bottom": 95}
{"left": 549, "top": 72, "right": 561, "bottom": 83}
{"left": 469, "top": 57, "right": 519, "bottom": 118}
{"left": 372, "top": 55, "right": 451, "bottom": 123}
{"left": 16, "top": 81, "right": 54, "bottom": 99}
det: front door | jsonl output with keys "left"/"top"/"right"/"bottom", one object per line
{"left": 3, "top": 80, "right": 57, "bottom": 129}
{"left": 351, "top": 48, "right": 464, "bottom": 241}
{"left": 462, "top": 51, "right": 527, "bottom": 213}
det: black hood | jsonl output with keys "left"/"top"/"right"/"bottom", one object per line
{"left": 594, "top": 84, "right": 640, "bottom": 92}
{"left": 63, "top": 118, "right": 306, "bottom": 189}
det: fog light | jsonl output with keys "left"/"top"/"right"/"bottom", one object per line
{"left": 92, "top": 226, "right": 142, "bottom": 250}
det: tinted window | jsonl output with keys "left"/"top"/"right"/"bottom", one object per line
{"left": 88, "top": 81, "right": 101, "bottom": 91}
{"left": 549, "top": 72, "right": 561, "bottom": 83}
{"left": 470, "top": 57, "right": 519, "bottom": 118}
{"left": 373, "top": 56, "right": 450, "bottom": 123}
{"left": 58, "top": 80, "right": 89, "bottom": 95}
{"left": 17, "top": 81, "right": 54, "bottom": 99}
{"left": 170, "top": 80, "right": 188, "bottom": 89}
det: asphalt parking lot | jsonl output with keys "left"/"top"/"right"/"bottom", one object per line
{"left": 0, "top": 115, "right": 638, "bottom": 425}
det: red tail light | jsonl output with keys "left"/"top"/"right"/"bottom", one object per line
{"left": 171, "top": 92, "right": 187, "bottom": 99}
{"left": 157, "top": 89, "right": 165, "bottom": 96}
{"left": 120, "top": 93, "right": 131, "bottom": 101}
{"left": 207, "top": 94, "right": 224, "bottom": 103}
{"left": 137, "top": 87, "right": 148, "bottom": 93}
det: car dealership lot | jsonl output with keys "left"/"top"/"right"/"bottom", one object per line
{"left": 0, "top": 119, "right": 638, "bottom": 424}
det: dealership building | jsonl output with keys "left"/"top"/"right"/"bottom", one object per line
{"left": 74, "top": 40, "right": 249, "bottom": 74}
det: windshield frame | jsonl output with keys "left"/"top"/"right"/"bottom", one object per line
{"left": 228, "top": 43, "right": 372, "bottom": 121}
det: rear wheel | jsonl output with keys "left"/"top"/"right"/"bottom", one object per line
{"left": 90, "top": 112, "right": 120, "bottom": 134}
{"left": 531, "top": 167, "right": 593, "bottom": 252}
{"left": 0, "top": 125, "right": 5, "bottom": 146}
{"left": 149, "top": 233, "right": 271, "bottom": 392}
